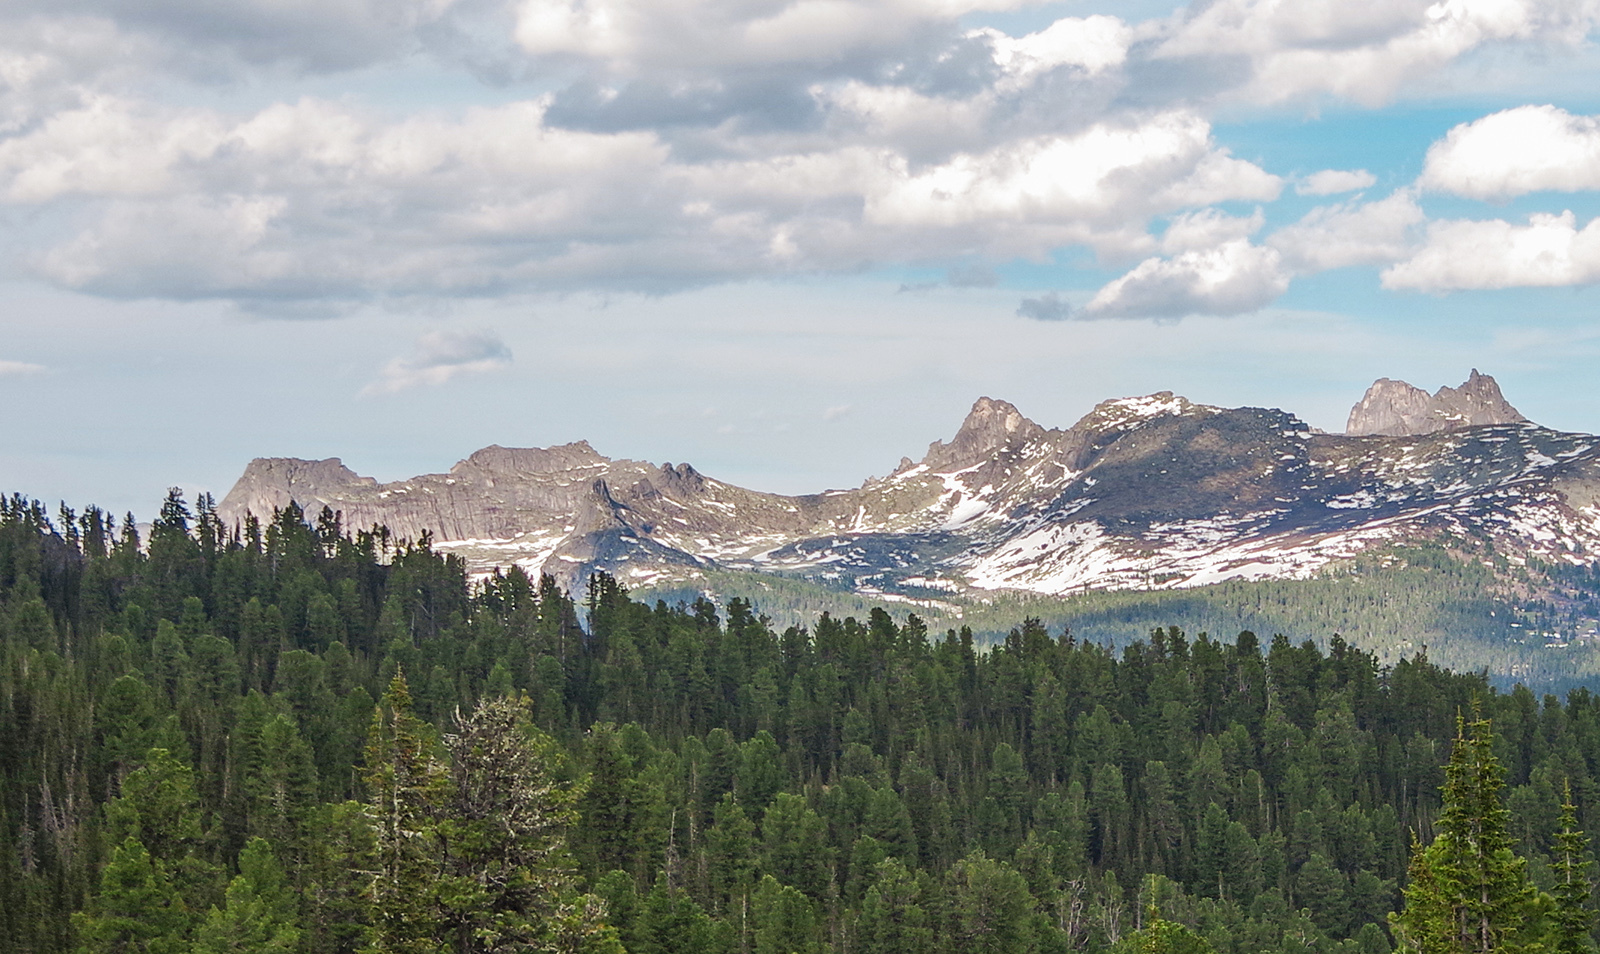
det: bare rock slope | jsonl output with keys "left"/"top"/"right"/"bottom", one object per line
{"left": 220, "top": 374, "right": 1600, "bottom": 599}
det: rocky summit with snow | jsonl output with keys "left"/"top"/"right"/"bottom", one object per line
{"left": 219, "top": 373, "right": 1600, "bottom": 600}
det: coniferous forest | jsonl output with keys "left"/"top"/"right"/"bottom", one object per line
{"left": 5, "top": 490, "right": 1600, "bottom": 954}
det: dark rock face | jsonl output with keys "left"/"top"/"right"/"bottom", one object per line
{"left": 219, "top": 377, "right": 1600, "bottom": 597}
{"left": 1346, "top": 370, "right": 1526, "bottom": 436}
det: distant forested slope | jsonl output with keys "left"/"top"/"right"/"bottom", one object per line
{"left": 648, "top": 542, "right": 1600, "bottom": 691}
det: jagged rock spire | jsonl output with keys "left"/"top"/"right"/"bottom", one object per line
{"left": 921, "top": 397, "right": 1046, "bottom": 470}
{"left": 1346, "top": 370, "right": 1526, "bottom": 436}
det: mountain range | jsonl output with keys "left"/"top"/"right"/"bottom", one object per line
{"left": 218, "top": 372, "right": 1600, "bottom": 614}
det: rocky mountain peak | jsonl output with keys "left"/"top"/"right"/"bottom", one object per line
{"left": 922, "top": 397, "right": 1046, "bottom": 471}
{"left": 1065, "top": 393, "right": 1209, "bottom": 445}
{"left": 1432, "top": 370, "right": 1527, "bottom": 428}
{"left": 451, "top": 441, "right": 607, "bottom": 475}
{"left": 1346, "top": 371, "right": 1526, "bottom": 437}
{"left": 215, "top": 378, "right": 1600, "bottom": 602}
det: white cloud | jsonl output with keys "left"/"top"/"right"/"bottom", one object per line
{"left": 1084, "top": 239, "right": 1289, "bottom": 319}
{"left": 0, "top": 95, "right": 227, "bottom": 203}
{"left": 0, "top": 0, "right": 1595, "bottom": 310}
{"left": 0, "top": 92, "right": 1287, "bottom": 299}
{"left": 1420, "top": 104, "right": 1600, "bottom": 199}
{"left": 1382, "top": 210, "right": 1600, "bottom": 291}
{"left": 1016, "top": 292, "right": 1072, "bottom": 321}
{"left": 0, "top": 360, "right": 46, "bottom": 376}
{"left": 864, "top": 111, "right": 1280, "bottom": 258}
{"left": 6, "top": 0, "right": 464, "bottom": 74}
{"left": 980, "top": 15, "right": 1132, "bottom": 85}
{"left": 513, "top": 0, "right": 1032, "bottom": 72}
{"left": 1160, "top": 208, "right": 1264, "bottom": 255}
{"left": 362, "top": 329, "right": 512, "bottom": 396}
{"left": 1268, "top": 190, "right": 1424, "bottom": 273}
{"left": 1151, "top": 0, "right": 1596, "bottom": 106}
{"left": 1296, "top": 169, "right": 1377, "bottom": 196}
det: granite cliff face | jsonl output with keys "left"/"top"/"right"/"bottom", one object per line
{"left": 1346, "top": 370, "right": 1526, "bottom": 436}
{"left": 220, "top": 374, "right": 1600, "bottom": 599}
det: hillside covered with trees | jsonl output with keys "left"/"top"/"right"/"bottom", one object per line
{"left": 3, "top": 491, "right": 1600, "bottom": 953}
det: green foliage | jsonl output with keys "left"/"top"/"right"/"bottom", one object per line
{"left": 361, "top": 672, "right": 448, "bottom": 954}
{"left": 1391, "top": 715, "right": 1545, "bottom": 954}
{"left": 193, "top": 839, "right": 300, "bottom": 954}
{"left": 668, "top": 544, "right": 1600, "bottom": 690}
{"left": 435, "top": 694, "right": 617, "bottom": 954}
{"left": 5, "top": 490, "right": 1600, "bottom": 954}
{"left": 1551, "top": 784, "right": 1596, "bottom": 954}
{"left": 72, "top": 837, "right": 192, "bottom": 954}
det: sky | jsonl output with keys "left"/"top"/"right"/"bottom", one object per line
{"left": 7, "top": 0, "right": 1600, "bottom": 518}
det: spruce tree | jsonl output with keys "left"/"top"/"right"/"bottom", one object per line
{"left": 436, "top": 694, "right": 619, "bottom": 954}
{"left": 1390, "top": 713, "right": 1543, "bottom": 954}
{"left": 1552, "top": 781, "right": 1595, "bottom": 954}
{"left": 193, "top": 838, "right": 301, "bottom": 954}
{"left": 361, "top": 671, "right": 447, "bottom": 954}
{"left": 72, "top": 837, "right": 192, "bottom": 954}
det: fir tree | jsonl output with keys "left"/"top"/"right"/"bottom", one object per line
{"left": 1551, "top": 781, "right": 1595, "bottom": 954}
{"left": 361, "top": 671, "right": 447, "bottom": 954}
{"left": 193, "top": 838, "right": 301, "bottom": 954}
{"left": 436, "top": 694, "right": 619, "bottom": 954}
{"left": 1391, "top": 713, "right": 1543, "bottom": 954}
{"left": 72, "top": 837, "right": 192, "bottom": 954}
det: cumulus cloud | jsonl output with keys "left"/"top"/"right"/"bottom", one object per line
{"left": 1084, "top": 240, "right": 1289, "bottom": 319}
{"left": 1160, "top": 208, "right": 1263, "bottom": 255}
{"left": 1382, "top": 210, "right": 1600, "bottom": 291}
{"left": 1420, "top": 105, "right": 1600, "bottom": 199}
{"left": 0, "top": 93, "right": 1285, "bottom": 300}
{"left": 513, "top": 0, "right": 1032, "bottom": 73}
{"left": 1067, "top": 190, "right": 1424, "bottom": 316}
{"left": 1296, "top": 169, "right": 1377, "bottom": 196}
{"left": 0, "top": 0, "right": 1595, "bottom": 309}
{"left": 362, "top": 329, "right": 512, "bottom": 395}
{"left": 980, "top": 15, "right": 1133, "bottom": 85}
{"left": 865, "top": 111, "right": 1280, "bottom": 259}
{"left": 1149, "top": 0, "right": 1598, "bottom": 106}
{"left": 5, "top": 0, "right": 466, "bottom": 75}
{"left": 1268, "top": 190, "right": 1424, "bottom": 273}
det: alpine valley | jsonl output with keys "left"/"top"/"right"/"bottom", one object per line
{"left": 220, "top": 373, "right": 1600, "bottom": 683}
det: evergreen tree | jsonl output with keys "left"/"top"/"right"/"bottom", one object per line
{"left": 193, "top": 838, "right": 301, "bottom": 954}
{"left": 855, "top": 859, "right": 933, "bottom": 954}
{"left": 752, "top": 875, "right": 820, "bottom": 954}
{"left": 1551, "top": 782, "right": 1595, "bottom": 954}
{"left": 72, "top": 837, "right": 192, "bottom": 954}
{"left": 436, "top": 694, "right": 619, "bottom": 954}
{"left": 1391, "top": 713, "right": 1544, "bottom": 954}
{"left": 361, "top": 672, "right": 447, "bottom": 954}
{"left": 944, "top": 851, "right": 1037, "bottom": 954}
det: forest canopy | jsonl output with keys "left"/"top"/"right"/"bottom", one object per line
{"left": 1, "top": 490, "right": 1598, "bottom": 954}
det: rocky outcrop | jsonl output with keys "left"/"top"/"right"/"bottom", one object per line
{"left": 1431, "top": 370, "right": 1528, "bottom": 429}
{"left": 922, "top": 397, "right": 1047, "bottom": 471}
{"left": 1346, "top": 370, "right": 1526, "bottom": 436}
{"left": 219, "top": 375, "right": 1600, "bottom": 597}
